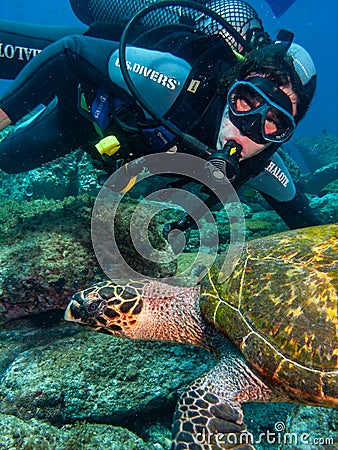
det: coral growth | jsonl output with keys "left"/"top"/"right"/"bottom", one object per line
{"left": 0, "top": 195, "right": 175, "bottom": 323}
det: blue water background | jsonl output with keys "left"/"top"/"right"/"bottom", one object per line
{"left": 0, "top": 0, "right": 337, "bottom": 140}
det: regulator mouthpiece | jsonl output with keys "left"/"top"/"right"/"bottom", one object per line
{"left": 205, "top": 140, "right": 242, "bottom": 183}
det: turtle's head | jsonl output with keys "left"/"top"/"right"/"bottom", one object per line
{"left": 65, "top": 279, "right": 206, "bottom": 346}
{"left": 64, "top": 280, "right": 146, "bottom": 339}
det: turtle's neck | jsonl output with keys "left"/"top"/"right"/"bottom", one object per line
{"left": 132, "top": 281, "right": 212, "bottom": 350}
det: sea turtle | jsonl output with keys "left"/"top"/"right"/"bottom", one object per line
{"left": 65, "top": 224, "right": 338, "bottom": 449}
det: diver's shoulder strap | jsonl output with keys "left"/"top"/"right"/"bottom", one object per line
{"left": 164, "top": 35, "right": 238, "bottom": 142}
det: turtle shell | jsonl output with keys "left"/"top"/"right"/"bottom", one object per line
{"left": 200, "top": 224, "right": 338, "bottom": 405}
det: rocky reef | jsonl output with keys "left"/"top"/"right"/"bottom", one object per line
{"left": 0, "top": 318, "right": 214, "bottom": 449}
{"left": 0, "top": 415, "right": 156, "bottom": 450}
{"left": 0, "top": 194, "right": 176, "bottom": 324}
{"left": 294, "top": 132, "right": 338, "bottom": 170}
{"left": 0, "top": 306, "right": 336, "bottom": 449}
{"left": 0, "top": 196, "right": 100, "bottom": 323}
{"left": 0, "top": 127, "right": 337, "bottom": 448}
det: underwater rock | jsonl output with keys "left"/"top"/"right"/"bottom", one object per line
{"left": 245, "top": 211, "right": 288, "bottom": 237}
{"left": 0, "top": 146, "right": 104, "bottom": 202}
{"left": 0, "top": 319, "right": 315, "bottom": 450}
{"left": 0, "top": 151, "right": 84, "bottom": 201}
{"left": 0, "top": 196, "right": 102, "bottom": 323}
{"left": 243, "top": 402, "right": 295, "bottom": 450}
{"left": 299, "top": 162, "right": 338, "bottom": 195}
{"left": 0, "top": 195, "right": 176, "bottom": 323}
{"left": 280, "top": 405, "right": 338, "bottom": 450}
{"left": 294, "top": 132, "right": 338, "bottom": 172}
{"left": 0, "top": 413, "right": 157, "bottom": 449}
{"left": 0, "top": 326, "right": 215, "bottom": 429}
{"left": 277, "top": 147, "right": 303, "bottom": 184}
{"left": 185, "top": 204, "right": 288, "bottom": 253}
{"left": 0, "top": 231, "right": 100, "bottom": 322}
{"left": 0, "top": 316, "right": 78, "bottom": 379}
{"left": 310, "top": 193, "right": 338, "bottom": 224}
{"left": 77, "top": 151, "right": 103, "bottom": 197}
{"left": 105, "top": 198, "right": 177, "bottom": 278}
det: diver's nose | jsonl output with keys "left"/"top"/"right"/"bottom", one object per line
{"left": 240, "top": 114, "right": 262, "bottom": 137}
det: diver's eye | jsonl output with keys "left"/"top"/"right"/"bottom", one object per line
{"left": 235, "top": 95, "right": 260, "bottom": 112}
{"left": 86, "top": 299, "right": 103, "bottom": 315}
{"left": 264, "top": 117, "right": 278, "bottom": 134}
{"left": 231, "top": 90, "right": 263, "bottom": 113}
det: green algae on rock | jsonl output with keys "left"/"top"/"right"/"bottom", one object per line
{"left": 0, "top": 195, "right": 176, "bottom": 323}
{"left": 0, "top": 413, "right": 157, "bottom": 450}
{"left": 0, "top": 329, "right": 214, "bottom": 427}
{"left": 281, "top": 405, "right": 338, "bottom": 450}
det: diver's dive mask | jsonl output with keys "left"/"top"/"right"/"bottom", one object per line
{"left": 227, "top": 77, "right": 296, "bottom": 144}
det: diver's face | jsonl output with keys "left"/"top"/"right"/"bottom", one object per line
{"left": 217, "top": 106, "right": 270, "bottom": 160}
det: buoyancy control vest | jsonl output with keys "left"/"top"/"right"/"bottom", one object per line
{"left": 83, "top": 29, "right": 239, "bottom": 174}
{"left": 85, "top": 31, "right": 278, "bottom": 184}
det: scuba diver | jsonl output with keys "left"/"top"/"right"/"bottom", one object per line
{"left": 0, "top": 0, "right": 320, "bottom": 236}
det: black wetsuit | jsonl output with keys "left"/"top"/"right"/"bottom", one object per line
{"left": 0, "top": 28, "right": 321, "bottom": 230}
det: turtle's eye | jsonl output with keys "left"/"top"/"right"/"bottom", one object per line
{"left": 86, "top": 299, "right": 104, "bottom": 316}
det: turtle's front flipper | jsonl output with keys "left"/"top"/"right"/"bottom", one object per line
{"left": 172, "top": 354, "right": 272, "bottom": 449}
{"left": 172, "top": 382, "right": 252, "bottom": 449}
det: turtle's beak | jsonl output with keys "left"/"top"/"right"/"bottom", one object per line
{"left": 64, "top": 292, "right": 87, "bottom": 324}
{"left": 64, "top": 295, "right": 104, "bottom": 332}
{"left": 64, "top": 299, "right": 81, "bottom": 323}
